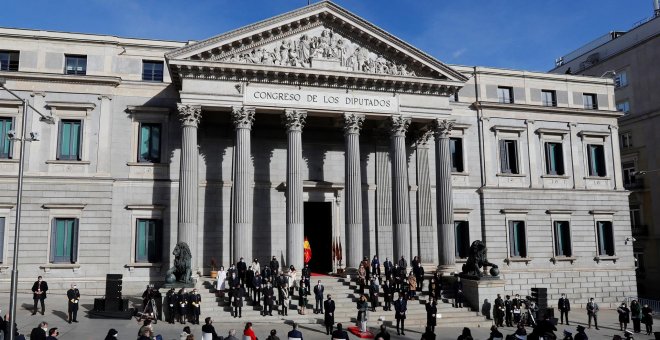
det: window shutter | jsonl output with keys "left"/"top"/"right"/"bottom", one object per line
{"left": 151, "top": 125, "right": 161, "bottom": 162}
{"left": 49, "top": 220, "right": 56, "bottom": 263}
{"left": 71, "top": 219, "right": 79, "bottom": 263}
{"left": 56, "top": 120, "right": 63, "bottom": 160}
{"left": 553, "top": 222, "right": 561, "bottom": 256}
{"left": 509, "top": 221, "right": 516, "bottom": 257}
{"left": 556, "top": 144, "right": 564, "bottom": 175}
{"left": 588, "top": 145, "right": 598, "bottom": 176}
{"left": 545, "top": 143, "right": 553, "bottom": 175}
{"left": 518, "top": 223, "right": 527, "bottom": 257}
{"left": 75, "top": 121, "right": 83, "bottom": 161}
{"left": 499, "top": 140, "right": 509, "bottom": 173}
{"left": 597, "top": 222, "right": 606, "bottom": 255}
{"left": 136, "top": 220, "right": 146, "bottom": 262}
{"left": 0, "top": 217, "right": 4, "bottom": 263}
{"left": 154, "top": 220, "right": 163, "bottom": 263}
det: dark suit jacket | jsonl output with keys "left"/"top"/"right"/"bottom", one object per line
{"left": 331, "top": 329, "right": 349, "bottom": 339}
{"left": 30, "top": 327, "right": 47, "bottom": 340}
{"left": 287, "top": 329, "right": 303, "bottom": 340}
{"left": 32, "top": 281, "right": 48, "bottom": 300}
{"left": 558, "top": 297, "right": 571, "bottom": 311}
{"left": 313, "top": 284, "right": 324, "bottom": 299}
{"left": 394, "top": 299, "right": 407, "bottom": 319}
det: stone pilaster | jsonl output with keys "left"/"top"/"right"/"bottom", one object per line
{"left": 177, "top": 104, "right": 201, "bottom": 269}
{"left": 283, "top": 109, "right": 307, "bottom": 270}
{"left": 231, "top": 106, "right": 255, "bottom": 263}
{"left": 433, "top": 119, "right": 455, "bottom": 273}
{"left": 343, "top": 113, "right": 365, "bottom": 269}
{"left": 389, "top": 115, "right": 412, "bottom": 262}
{"left": 416, "top": 129, "right": 438, "bottom": 264}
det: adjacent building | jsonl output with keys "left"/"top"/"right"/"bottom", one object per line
{"left": 550, "top": 8, "right": 660, "bottom": 299}
{"left": 0, "top": 1, "right": 636, "bottom": 304}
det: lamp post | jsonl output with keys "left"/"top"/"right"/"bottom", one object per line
{"left": 0, "top": 77, "right": 53, "bottom": 340}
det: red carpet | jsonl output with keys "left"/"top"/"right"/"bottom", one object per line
{"left": 311, "top": 272, "right": 332, "bottom": 277}
{"left": 347, "top": 326, "right": 375, "bottom": 339}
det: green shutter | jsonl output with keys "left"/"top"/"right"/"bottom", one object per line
{"left": 136, "top": 219, "right": 147, "bottom": 262}
{"left": 0, "top": 217, "right": 4, "bottom": 263}
{"left": 0, "top": 118, "right": 12, "bottom": 158}
{"left": 151, "top": 125, "right": 161, "bottom": 162}
{"left": 499, "top": 140, "right": 509, "bottom": 173}
{"left": 139, "top": 125, "right": 150, "bottom": 161}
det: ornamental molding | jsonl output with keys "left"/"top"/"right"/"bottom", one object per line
{"left": 231, "top": 106, "right": 256, "bottom": 130}
{"left": 432, "top": 119, "right": 454, "bottom": 138}
{"left": 389, "top": 115, "right": 411, "bottom": 137}
{"left": 178, "top": 104, "right": 202, "bottom": 127}
{"left": 342, "top": 113, "right": 364, "bottom": 135}
{"left": 283, "top": 109, "right": 307, "bottom": 131}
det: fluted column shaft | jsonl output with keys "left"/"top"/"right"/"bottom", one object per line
{"left": 177, "top": 104, "right": 201, "bottom": 269}
{"left": 434, "top": 119, "right": 455, "bottom": 272}
{"left": 344, "top": 113, "right": 365, "bottom": 269}
{"left": 232, "top": 106, "right": 255, "bottom": 263}
{"left": 284, "top": 109, "right": 307, "bottom": 270}
{"left": 416, "top": 130, "right": 438, "bottom": 264}
{"left": 390, "top": 115, "right": 412, "bottom": 262}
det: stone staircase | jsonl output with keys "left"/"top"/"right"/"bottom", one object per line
{"left": 196, "top": 274, "right": 490, "bottom": 329}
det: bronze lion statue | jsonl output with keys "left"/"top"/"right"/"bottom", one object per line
{"left": 461, "top": 240, "right": 498, "bottom": 277}
{"left": 166, "top": 242, "right": 192, "bottom": 284}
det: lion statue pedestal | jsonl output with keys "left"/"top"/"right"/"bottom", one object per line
{"left": 163, "top": 242, "right": 195, "bottom": 288}
{"left": 457, "top": 240, "right": 505, "bottom": 311}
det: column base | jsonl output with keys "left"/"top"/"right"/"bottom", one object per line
{"left": 436, "top": 264, "right": 458, "bottom": 276}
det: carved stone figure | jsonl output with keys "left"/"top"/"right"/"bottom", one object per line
{"left": 166, "top": 242, "right": 193, "bottom": 284}
{"left": 461, "top": 240, "right": 499, "bottom": 278}
{"left": 217, "top": 26, "right": 420, "bottom": 77}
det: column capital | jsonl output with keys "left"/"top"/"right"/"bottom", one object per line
{"left": 415, "top": 128, "right": 434, "bottom": 147}
{"left": 231, "top": 106, "right": 256, "bottom": 130}
{"left": 283, "top": 109, "right": 307, "bottom": 132}
{"left": 433, "top": 119, "right": 454, "bottom": 138}
{"left": 178, "top": 104, "right": 202, "bottom": 127}
{"left": 389, "top": 115, "right": 411, "bottom": 137}
{"left": 343, "top": 113, "right": 365, "bottom": 135}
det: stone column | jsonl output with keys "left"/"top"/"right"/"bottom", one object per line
{"left": 389, "top": 115, "right": 412, "bottom": 262}
{"left": 177, "top": 104, "right": 201, "bottom": 269}
{"left": 283, "top": 109, "right": 307, "bottom": 270}
{"left": 434, "top": 119, "right": 455, "bottom": 272}
{"left": 415, "top": 129, "right": 438, "bottom": 264}
{"left": 232, "top": 106, "right": 256, "bottom": 262}
{"left": 343, "top": 113, "right": 365, "bottom": 269}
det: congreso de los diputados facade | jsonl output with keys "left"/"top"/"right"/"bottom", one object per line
{"left": 0, "top": 1, "right": 636, "bottom": 304}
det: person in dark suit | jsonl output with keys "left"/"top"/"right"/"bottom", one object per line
{"left": 253, "top": 272, "right": 262, "bottom": 302}
{"left": 323, "top": 294, "right": 335, "bottom": 335}
{"left": 382, "top": 279, "right": 393, "bottom": 311}
{"left": 287, "top": 323, "right": 303, "bottom": 340}
{"left": 189, "top": 288, "right": 202, "bottom": 324}
{"left": 375, "top": 324, "right": 390, "bottom": 340}
{"left": 301, "top": 264, "right": 311, "bottom": 295}
{"left": 165, "top": 288, "right": 176, "bottom": 324}
{"left": 331, "top": 323, "right": 349, "bottom": 340}
{"left": 177, "top": 288, "right": 189, "bottom": 324}
{"left": 453, "top": 276, "right": 464, "bottom": 308}
{"left": 313, "top": 280, "right": 324, "bottom": 314}
{"left": 233, "top": 285, "right": 244, "bottom": 318}
{"left": 393, "top": 294, "right": 407, "bottom": 335}
{"left": 31, "top": 276, "right": 48, "bottom": 315}
{"left": 426, "top": 298, "right": 438, "bottom": 333}
{"left": 30, "top": 322, "right": 48, "bottom": 340}
{"left": 66, "top": 283, "right": 80, "bottom": 323}
{"left": 504, "top": 295, "right": 513, "bottom": 327}
{"left": 383, "top": 257, "right": 393, "bottom": 282}
{"left": 369, "top": 278, "right": 379, "bottom": 312}
{"left": 263, "top": 282, "right": 274, "bottom": 316}
{"left": 270, "top": 256, "right": 280, "bottom": 274}
{"left": 397, "top": 256, "right": 407, "bottom": 271}
{"left": 371, "top": 255, "right": 381, "bottom": 279}
{"left": 246, "top": 266, "right": 255, "bottom": 297}
{"left": 237, "top": 257, "right": 247, "bottom": 288}
{"left": 558, "top": 293, "right": 571, "bottom": 325}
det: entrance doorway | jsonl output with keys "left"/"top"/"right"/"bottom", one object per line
{"left": 303, "top": 201, "right": 333, "bottom": 273}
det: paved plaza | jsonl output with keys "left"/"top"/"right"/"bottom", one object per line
{"left": 1, "top": 293, "right": 657, "bottom": 339}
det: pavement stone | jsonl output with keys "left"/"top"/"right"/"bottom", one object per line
{"left": 0, "top": 294, "right": 658, "bottom": 340}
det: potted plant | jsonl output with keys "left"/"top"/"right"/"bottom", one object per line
{"left": 210, "top": 257, "right": 218, "bottom": 279}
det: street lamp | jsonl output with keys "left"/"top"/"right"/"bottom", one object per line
{"left": 0, "top": 77, "right": 53, "bottom": 340}
{"left": 634, "top": 169, "right": 660, "bottom": 176}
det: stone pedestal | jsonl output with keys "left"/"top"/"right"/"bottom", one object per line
{"left": 461, "top": 277, "right": 506, "bottom": 312}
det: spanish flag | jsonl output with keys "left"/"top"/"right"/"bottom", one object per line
{"left": 304, "top": 237, "right": 312, "bottom": 264}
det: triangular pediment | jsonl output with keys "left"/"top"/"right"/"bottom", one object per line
{"left": 166, "top": 1, "right": 467, "bottom": 83}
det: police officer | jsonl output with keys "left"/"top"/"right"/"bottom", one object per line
{"left": 558, "top": 293, "right": 571, "bottom": 325}
{"left": 302, "top": 264, "right": 311, "bottom": 295}
{"left": 165, "top": 288, "right": 176, "bottom": 324}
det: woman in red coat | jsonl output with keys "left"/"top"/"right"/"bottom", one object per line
{"left": 244, "top": 322, "right": 257, "bottom": 340}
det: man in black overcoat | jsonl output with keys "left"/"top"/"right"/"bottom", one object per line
{"left": 323, "top": 294, "right": 335, "bottom": 335}
{"left": 393, "top": 294, "right": 407, "bottom": 336}
{"left": 558, "top": 293, "right": 571, "bottom": 325}
{"left": 66, "top": 283, "right": 80, "bottom": 323}
{"left": 31, "top": 276, "right": 48, "bottom": 315}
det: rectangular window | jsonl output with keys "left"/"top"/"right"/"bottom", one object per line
{"left": 138, "top": 123, "right": 161, "bottom": 163}
{"left": 136, "top": 219, "right": 162, "bottom": 263}
{"left": 65, "top": 55, "right": 87, "bottom": 75}
{"left": 509, "top": 221, "right": 527, "bottom": 257}
{"left": 541, "top": 90, "right": 557, "bottom": 107}
{"left": 596, "top": 221, "right": 615, "bottom": 256}
{"left": 622, "top": 161, "right": 637, "bottom": 187}
{"left": 142, "top": 60, "right": 164, "bottom": 82}
{"left": 0, "top": 50, "right": 19, "bottom": 72}
{"left": 634, "top": 251, "right": 645, "bottom": 273}
{"left": 454, "top": 221, "right": 470, "bottom": 258}
{"left": 50, "top": 218, "right": 78, "bottom": 263}
{"left": 587, "top": 144, "right": 606, "bottom": 177}
{"left": 450, "top": 137, "right": 464, "bottom": 172}
{"left": 57, "top": 120, "right": 82, "bottom": 160}
{"left": 583, "top": 93, "right": 598, "bottom": 109}
{"left": 553, "top": 221, "right": 572, "bottom": 257}
{"left": 629, "top": 205, "right": 641, "bottom": 228}
{"left": 497, "top": 86, "right": 513, "bottom": 104}
{"left": 0, "top": 217, "right": 4, "bottom": 263}
{"left": 544, "top": 142, "right": 564, "bottom": 175}
{"left": 499, "top": 139, "right": 519, "bottom": 174}
{"left": 620, "top": 132, "right": 632, "bottom": 148}
{"left": 616, "top": 101, "right": 630, "bottom": 114}
{"left": 615, "top": 71, "right": 628, "bottom": 88}
{"left": 0, "top": 117, "right": 13, "bottom": 159}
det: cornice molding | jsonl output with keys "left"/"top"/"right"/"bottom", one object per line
{"left": 46, "top": 101, "right": 96, "bottom": 110}
{"left": 125, "top": 106, "right": 171, "bottom": 114}
{"left": 474, "top": 101, "right": 622, "bottom": 118}
{"left": 0, "top": 71, "right": 121, "bottom": 87}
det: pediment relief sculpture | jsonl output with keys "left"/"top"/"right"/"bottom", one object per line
{"left": 209, "top": 27, "right": 425, "bottom": 78}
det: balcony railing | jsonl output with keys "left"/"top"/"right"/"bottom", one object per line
{"left": 624, "top": 177, "right": 644, "bottom": 190}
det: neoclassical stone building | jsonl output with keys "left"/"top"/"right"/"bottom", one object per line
{"left": 0, "top": 1, "right": 636, "bottom": 304}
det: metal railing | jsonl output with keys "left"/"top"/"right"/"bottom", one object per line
{"left": 625, "top": 297, "right": 660, "bottom": 317}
